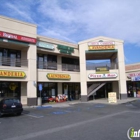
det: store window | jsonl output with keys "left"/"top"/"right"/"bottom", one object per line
{"left": 0, "top": 48, "right": 21, "bottom": 67}
{"left": 0, "top": 82, "right": 21, "bottom": 99}
{"left": 37, "top": 54, "right": 57, "bottom": 70}
{"left": 62, "top": 57, "right": 79, "bottom": 71}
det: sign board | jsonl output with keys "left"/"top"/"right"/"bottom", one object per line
{"left": 37, "top": 41, "right": 54, "bottom": 50}
{"left": 47, "top": 73, "right": 71, "bottom": 80}
{"left": 127, "top": 73, "right": 140, "bottom": 79}
{"left": 95, "top": 66, "right": 109, "bottom": 73}
{"left": 131, "top": 76, "right": 140, "bottom": 81}
{"left": 0, "top": 70, "right": 26, "bottom": 78}
{"left": 88, "top": 73, "right": 117, "bottom": 79}
{"left": 108, "top": 92, "right": 117, "bottom": 103}
{"left": 88, "top": 41, "right": 115, "bottom": 46}
{"left": 0, "top": 31, "right": 36, "bottom": 44}
{"left": 39, "top": 84, "right": 42, "bottom": 91}
{"left": 88, "top": 45, "right": 115, "bottom": 50}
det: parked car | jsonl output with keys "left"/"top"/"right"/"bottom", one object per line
{"left": 0, "top": 98, "right": 23, "bottom": 117}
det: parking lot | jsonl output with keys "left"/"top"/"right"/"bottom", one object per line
{"left": 0, "top": 100, "right": 140, "bottom": 140}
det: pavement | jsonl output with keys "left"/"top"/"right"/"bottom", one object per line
{"left": 23, "top": 97, "right": 139, "bottom": 109}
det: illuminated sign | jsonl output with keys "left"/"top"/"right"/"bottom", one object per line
{"left": 88, "top": 45, "right": 115, "bottom": 50}
{"left": 47, "top": 73, "right": 71, "bottom": 80}
{"left": 131, "top": 76, "right": 140, "bottom": 81}
{"left": 88, "top": 41, "right": 115, "bottom": 46}
{"left": 95, "top": 66, "right": 109, "bottom": 73}
{"left": 37, "top": 41, "right": 54, "bottom": 50}
{"left": 0, "top": 31, "right": 36, "bottom": 44}
{"left": 88, "top": 73, "right": 117, "bottom": 79}
{"left": 0, "top": 70, "right": 26, "bottom": 78}
{"left": 127, "top": 73, "right": 140, "bottom": 78}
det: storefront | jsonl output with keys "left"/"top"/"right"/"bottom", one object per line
{"left": 62, "top": 83, "right": 80, "bottom": 100}
{"left": 127, "top": 81, "right": 140, "bottom": 97}
{"left": 37, "top": 82, "right": 57, "bottom": 103}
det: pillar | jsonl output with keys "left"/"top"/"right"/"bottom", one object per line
{"left": 117, "top": 43, "right": 127, "bottom": 99}
{"left": 21, "top": 82, "right": 27, "bottom": 105}
{"left": 79, "top": 44, "right": 88, "bottom": 101}
{"left": 27, "top": 44, "right": 37, "bottom": 106}
{"left": 58, "top": 83, "right": 62, "bottom": 95}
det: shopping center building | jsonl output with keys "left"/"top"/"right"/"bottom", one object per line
{"left": 0, "top": 15, "right": 139, "bottom": 106}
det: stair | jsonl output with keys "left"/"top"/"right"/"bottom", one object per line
{"left": 88, "top": 83, "right": 106, "bottom": 97}
{"left": 87, "top": 83, "right": 100, "bottom": 94}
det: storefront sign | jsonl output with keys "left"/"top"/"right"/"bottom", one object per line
{"left": 108, "top": 92, "right": 117, "bottom": 103}
{"left": 47, "top": 73, "right": 71, "bottom": 80}
{"left": 88, "top": 41, "right": 115, "bottom": 46}
{"left": 88, "top": 45, "right": 115, "bottom": 50}
{"left": 0, "top": 70, "right": 26, "bottom": 78}
{"left": 37, "top": 41, "right": 54, "bottom": 50}
{"left": 88, "top": 73, "right": 117, "bottom": 79}
{"left": 127, "top": 73, "right": 140, "bottom": 78}
{"left": 9, "top": 83, "right": 17, "bottom": 91}
{"left": 131, "top": 76, "right": 140, "bottom": 81}
{"left": 95, "top": 66, "right": 109, "bottom": 73}
{"left": 57, "top": 45, "right": 74, "bottom": 54}
{"left": 0, "top": 31, "right": 36, "bottom": 44}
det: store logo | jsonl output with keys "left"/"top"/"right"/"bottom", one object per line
{"left": 127, "top": 127, "right": 140, "bottom": 140}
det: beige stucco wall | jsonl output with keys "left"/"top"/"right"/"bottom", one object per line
{"left": 78, "top": 36, "right": 127, "bottom": 99}
{"left": 0, "top": 67, "right": 28, "bottom": 81}
{"left": 0, "top": 15, "right": 37, "bottom": 38}
{"left": 37, "top": 69, "right": 80, "bottom": 82}
{"left": 37, "top": 35, "right": 79, "bottom": 57}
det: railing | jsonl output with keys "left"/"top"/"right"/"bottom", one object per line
{"left": 37, "top": 61, "right": 57, "bottom": 70}
{"left": 0, "top": 57, "right": 28, "bottom": 67}
{"left": 37, "top": 61, "right": 80, "bottom": 72}
{"left": 62, "top": 64, "right": 80, "bottom": 72}
{"left": 86, "top": 62, "right": 118, "bottom": 70}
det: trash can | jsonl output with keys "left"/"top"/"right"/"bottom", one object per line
{"left": 37, "top": 97, "right": 42, "bottom": 106}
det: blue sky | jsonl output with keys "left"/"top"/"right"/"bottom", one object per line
{"left": 0, "top": 0, "right": 139, "bottom": 64}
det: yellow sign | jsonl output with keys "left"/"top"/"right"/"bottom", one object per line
{"left": 88, "top": 45, "right": 115, "bottom": 50}
{"left": 47, "top": 73, "right": 71, "bottom": 80}
{"left": 0, "top": 70, "right": 26, "bottom": 78}
{"left": 9, "top": 83, "right": 17, "bottom": 91}
{"left": 108, "top": 92, "right": 117, "bottom": 103}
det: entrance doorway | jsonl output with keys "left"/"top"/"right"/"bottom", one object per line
{"left": 62, "top": 83, "right": 80, "bottom": 101}
{"left": 88, "top": 82, "right": 112, "bottom": 100}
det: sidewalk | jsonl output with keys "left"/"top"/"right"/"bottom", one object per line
{"left": 23, "top": 98, "right": 139, "bottom": 109}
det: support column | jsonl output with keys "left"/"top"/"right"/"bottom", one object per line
{"left": 21, "top": 82, "right": 27, "bottom": 105}
{"left": 27, "top": 44, "right": 37, "bottom": 106}
{"left": 79, "top": 44, "right": 88, "bottom": 101}
{"left": 58, "top": 83, "right": 62, "bottom": 95}
{"left": 117, "top": 43, "right": 127, "bottom": 99}
{"left": 57, "top": 56, "right": 62, "bottom": 70}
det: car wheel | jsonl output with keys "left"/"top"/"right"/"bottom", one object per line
{"left": 17, "top": 112, "right": 21, "bottom": 116}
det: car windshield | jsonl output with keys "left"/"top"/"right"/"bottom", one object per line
{"left": 4, "top": 99, "right": 20, "bottom": 104}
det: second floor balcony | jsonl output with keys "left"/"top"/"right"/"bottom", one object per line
{"left": 37, "top": 61, "right": 80, "bottom": 72}
{"left": 0, "top": 57, "right": 28, "bottom": 67}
